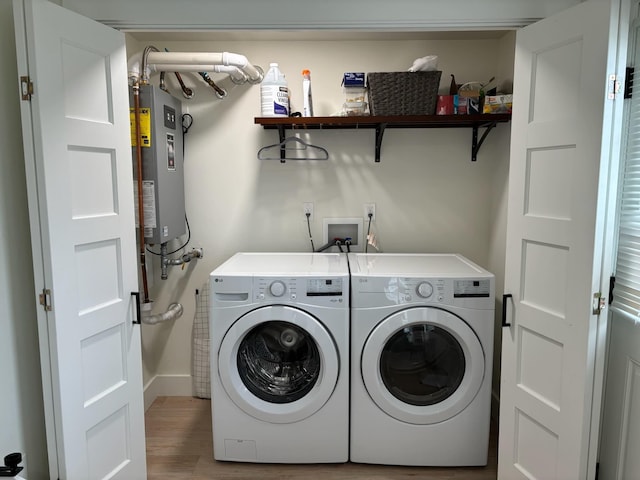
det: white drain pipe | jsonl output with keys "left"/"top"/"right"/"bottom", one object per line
{"left": 151, "top": 64, "right": 249, "bottom": 84}
{"left": 145, "top": 51, "right": 263, "bottom": 84}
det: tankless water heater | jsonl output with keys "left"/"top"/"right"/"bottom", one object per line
{"left": 130, "top": 84, "right": 185, "bottom": 245}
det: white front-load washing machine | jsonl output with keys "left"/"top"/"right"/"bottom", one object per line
{"left": 210, "top": 252, "right": 349, "bottom": 463}
{"left": 348, "top": 253, "right": 495, "bottom": 466}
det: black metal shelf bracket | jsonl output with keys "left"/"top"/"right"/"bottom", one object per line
{"left": 277, "top": 125, "right": 286, "bottom": 162}
{"left": 374, "top": 123, "right": 387, "bottom": 163}
{"left": 472, "top": 122, "right": 498, "bottom": 162}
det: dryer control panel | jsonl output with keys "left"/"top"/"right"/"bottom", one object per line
{"left": 351, "top": 276, "right": 494, "bottom": 310}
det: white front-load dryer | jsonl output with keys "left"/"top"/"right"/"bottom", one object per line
{"left": 348, "top": 253, "right": 495, "bottom": 466}
{"left": 210, "top": 252, "right": 349, "bottom": 463}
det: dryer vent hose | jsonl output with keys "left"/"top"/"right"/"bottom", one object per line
{"left": 142, "top": 302, "right": 184, "bottom": 325}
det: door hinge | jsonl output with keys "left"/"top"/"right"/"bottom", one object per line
{"left": 625, "top": 67, "right": 634, "bottom": 99}
{"left": 39, "top": 288, "right": 52, "bottom": 312}
{"left": 608, "top": 73, "right": 620, "bottom": 100}
{"left": 20, "top": 76, "right": 33, "bottom": 101}
{"left": 592, "top": 291, "right": 606, "bottom": 315}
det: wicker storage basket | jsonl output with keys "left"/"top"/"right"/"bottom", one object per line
{"left": 367, "top": 71, "right": 442, "bottom": 116}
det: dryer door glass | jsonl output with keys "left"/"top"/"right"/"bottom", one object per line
{"left": 237, "top": 321, "right": 321, "bottom": 403}
{"left": 362, "top": 307, "right": 485, "bottom": 424}
{"left": 380, "top": 324, "right": 465, "bottom": 406}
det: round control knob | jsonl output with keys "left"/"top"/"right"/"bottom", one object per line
{"left": 269, "top": 281, "right": 286, "bottom": 297}
{"left": 416, "top": 282, "right": 434, "bottom": 298}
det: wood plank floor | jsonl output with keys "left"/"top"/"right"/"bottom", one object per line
{"left": 145, "top": 396, "right": 498, "bottom": 480}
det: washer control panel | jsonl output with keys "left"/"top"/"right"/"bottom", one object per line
{"left": 453, "top": 279, "right": 491, "bottom": 298}
{"left": 397, "top": 278, "right": 447, "bottom": 304}
{"left": 254, "top": 276, "right": 346, "bottom": 306}
{"left": 416, "top": 281, "right": 434, "bottom": 298}
{"left": 269, "top": 280, "right": 286, "bottom": 297}
{"left": 306, "top": 278, "right": 343, "bottom": 296}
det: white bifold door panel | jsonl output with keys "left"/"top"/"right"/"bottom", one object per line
{"left": 499, "top": 1, "right": 616, "bottom": 479}
{"left": 599, "top": 313, "right": 640, "bottom": 479}
{"left": 599, "top": 13, "right": 640, "bottom": 479}
{"left": 12, "top": 0, "right": 146, "bottom": 478}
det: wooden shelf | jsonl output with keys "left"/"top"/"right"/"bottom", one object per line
{"left": 255, "top": 114, "right": 511, "bottom": 162}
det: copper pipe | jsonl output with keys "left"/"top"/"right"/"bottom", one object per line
{"left": 163, "top": 49, "right": 194, "bottom": 99}
{"left": 133, "top": 83, "right": 150, "bottom": 303}
{"left": 174, "top": 72, "right": 194, "bottom": 99}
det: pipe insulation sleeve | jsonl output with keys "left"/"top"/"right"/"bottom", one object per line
{"left": 142, "top": 303, "right": 184, "bottom": 325}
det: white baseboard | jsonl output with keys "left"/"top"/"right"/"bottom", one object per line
{"left": 143, "top": 374, "right": 193, "bottom": 411}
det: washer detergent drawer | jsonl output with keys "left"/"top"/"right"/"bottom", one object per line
{"left": 218, "top": 305, "right": 339, "bottom": 424}
{"left": 361, "top": 306, "right": 484, "bottom": 424}
{"left": 211, "top": 276, "right": 251, "bottom": 304}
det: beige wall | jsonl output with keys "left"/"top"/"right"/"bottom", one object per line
{"left": 133, "top": 33, "right": 514, "bottom": 398}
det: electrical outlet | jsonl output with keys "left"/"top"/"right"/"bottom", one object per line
{"left": 364, "top": 203, "right": 376, "bottom": 221}
{"left": 303, "top": 202, "right": 314, "bottom": 222}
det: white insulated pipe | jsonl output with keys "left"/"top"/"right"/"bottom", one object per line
{"left": 146, "top": 51, "right": 263, "bottom": 84}
{"left": 149, "top": 64, "right": 248, "bottom": 84}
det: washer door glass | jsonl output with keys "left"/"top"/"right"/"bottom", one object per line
{"left": 219, "top": 305, "right": 339, "bottom": 424}
{"left": 237, "top": 320, "right": 321, "bottom": 404}
{"left": 380, "top": 324, "right": 465, "bottom": 406}
{"left": 361, "top": 307, "right": 484, "bottom": 425}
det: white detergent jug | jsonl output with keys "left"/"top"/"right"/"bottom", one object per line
{"left": 260, "top": 63, "right": 289, "bottom": 117}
